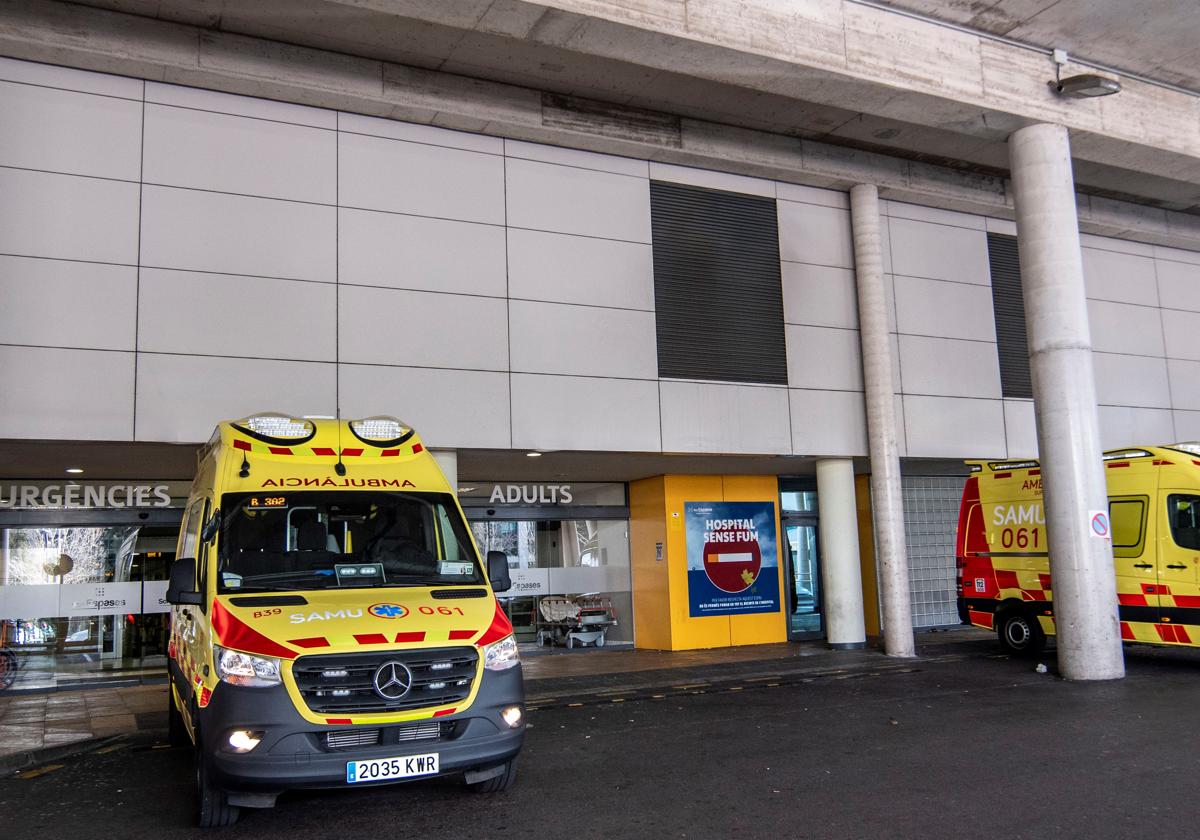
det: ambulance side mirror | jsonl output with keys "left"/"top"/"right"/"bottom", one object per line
{"left": 166, "top": 557, "right": 203, "bottom": 606}
{"left": 487, "top": 551, "right": 511, "bottom": 593}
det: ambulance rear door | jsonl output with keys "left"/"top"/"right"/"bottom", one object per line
{"left": 1157, "top": 491, "right": 1200, "bottom": 641}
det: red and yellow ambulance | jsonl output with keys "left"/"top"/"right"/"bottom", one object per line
{"left": 956, "top": 443, "right": 1200, "bottom": 656}
{"left": 166, "top": 414, "right": 523, "bottom": 826}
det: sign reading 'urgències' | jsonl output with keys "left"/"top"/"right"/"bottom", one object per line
{"left": 0, "top": 484, "right": 174, "bottom": 509}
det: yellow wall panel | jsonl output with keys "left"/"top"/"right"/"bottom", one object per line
{"left": 629, "top": 476, "right": 672, "bottom": 649}
{"left": 855, "top": 474, "right": 881, "bottom": 638}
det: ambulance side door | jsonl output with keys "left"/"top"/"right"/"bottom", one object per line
{"left": 1109, "top": 496, "right": 1156, "bottom": 619}
{"left": 179, "top": 497, "right": 213, "bottom": 727}
{"left": 1157, "top": 492, "right": 1200, "bottom": 636}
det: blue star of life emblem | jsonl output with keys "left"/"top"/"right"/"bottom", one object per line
{"left": 368, "top": 603, "right": 408, "bottom": 619}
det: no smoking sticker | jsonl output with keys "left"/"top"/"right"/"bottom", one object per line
{"left": 1089, "top": 510, "right": 1111, "bottom": 540}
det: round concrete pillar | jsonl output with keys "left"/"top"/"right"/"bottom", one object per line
{"left": 816, "top": 459, "right": 867, "bottom": 649}
{"left": 1009, "top": 123, "right": 1124, "bottom": 681}
{"left": 850, "top": 183, "right": 916, "bottom": 658}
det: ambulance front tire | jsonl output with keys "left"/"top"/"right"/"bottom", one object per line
{"left": 996, "top": 609, "right": 1046, "bottom": 658}
{"left": 195, "top": 738, "right": 240, "bottom": 827}
{"left": 466, "top": 758, "right": 518, "bottom": 793}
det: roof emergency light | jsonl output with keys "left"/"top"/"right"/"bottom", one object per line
{"left": 1169, "top": 441, "right": 1200, "bottom": 457}
{"left": 233, "top": 413, "right": 316, "bottom": 444}
{"left": 349, "top": 416, "right": 414, "bottom": 447}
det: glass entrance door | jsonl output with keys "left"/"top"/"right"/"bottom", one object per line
{"left": 783, "top": 519, "right": 822, "bottom": 640}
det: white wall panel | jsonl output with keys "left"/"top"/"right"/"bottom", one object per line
{"left": 135, "top": 354, "right": 336, "bottom": 442}
{"left": 339, "top": 364, "right": 510, "bottom": 449}
{"left": 781, "top": 263, "right": 857, "bottom": 328}
{"left": 0, "top": 168, "right": 139, "bottom": 264}
{"left": 505, "top": 157, "right": 650, "bottom": 243}
{"left": 143, "top": 104, "right": 335, "bottom": 203}
{"left": 147, "top": 82, "right": 336, "bottom": 129}
{"left": 140, "top": 185, "right": 335, "bottom": 281}
{"left": 1174, "top": 410, "right": 1200, "bottom": 441}
{"left": 789, "top": 389, "right": 867, "bottom": 456}
{"left": 506, "top": 140, "right": 646, "bottom": 178}
{"left": 885, "top": 201, "right": 984, "bottom": 230}
{"left": 1168, "top": 359, "right": 1200, "bottom": 411}
{"left": 507, "top": 228, "right": 654, "bottom": 310}
{"left": 1080, "top": 233, "right": 1154, "bottom": 258}
{"left": 1161, "top": 308, "right": 1200, "bottom": 361}
{"left": 1003, "top": 399, "right": 1038, "bottom": 458}
{"left": 1156, "top": 259, "right": 1200, "bottom": 312}
{"left": 778, "top": 201, "right": 854, "bottom": 268}
{"left": 903, "top": 395, "right": 1006, "bottom": 458}
{"left": 888, "top": 218, "right": 989, "bottom": 284}
{"left": 339, "top": 208, "right": 507, "bottom": 297}
{"left": 0, "top": 256, "right": 136, "bottom": 351}
{"left": 648, "top": 162, "right": 774, "bottom": 198}
{"left": 898, "top": 335, "right": 1001, "bottom": 398}
{"left": 338, "top": 285, "right": 508, "bottom": 370}
{"left": 340, "top": 112, "right": 501, "bottom": 154}
{"left": 509, "top": 301, "right": 657, "bottom": 379}
{"left": 0, "top": 57, "right": 142, "bottom": 99}
{"left": 1081, "top": 248, "right": 1158, "bottom": 305}
{"left": 339, "top": 132, "right": 505, "bottom": 224}
{"left": 510, "top": 374, "right": 660, "bottom": 452}
{"left": 1087, "top": 299, "right": 1165, "bottom": 357}
{"left": 0, "top": 346, "right": 133, "bottom": 440}
{"left": 138, "top": 269, "right": 336, "bottom": 361}
{"left": 0, "top": 81, "right": 141, "bottom": 180}
{"left": 775, "top": 182, "right": 848, "bottom": 209}
{"left": 1093, "top": 353, "right": 1172, "bottom": 409}
{"left": 786, "top": 325, "right": 863, "bottom": 391}
{"left": 660, "top": 381, "right": 791, "bottom": 454}
{"left": 1097, "top": 406, "right": 1176, "bottom": 449}
{"left": 893, "top": 275, "right": 995, "bottom": 340}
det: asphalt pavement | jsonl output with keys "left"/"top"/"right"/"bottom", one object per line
{"left": 3, "top": 637, "right": 1199, "bottom": 839}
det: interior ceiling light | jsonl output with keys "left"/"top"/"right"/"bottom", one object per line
{"left": 1050, "top": 48, "right": 1120, "bottom": 98}
{"left": 65, "top": 468, "right": 84, "bottom": 474}
{"left": 525, "top": 452, "right": 543, "bottom": 458}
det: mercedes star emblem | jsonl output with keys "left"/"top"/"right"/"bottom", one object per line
{"left": 372, "top": 661, "right": 413, "bottom": 701}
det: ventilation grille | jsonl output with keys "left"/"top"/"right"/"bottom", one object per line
{"left": 650, "top": 181, "right": 787, "bottom": 385}
{"left": 986, "top": 233, "right": 1032, "bottom": 399}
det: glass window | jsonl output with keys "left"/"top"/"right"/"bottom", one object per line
{"left": 1109, "top": 497, "right": 1147, "bottom": 558}
{"left": 217, "top": 492, "right": 482, "bottom": 592}
{"left": 1167, "top": 494, "right": 1200, "bottom": 551}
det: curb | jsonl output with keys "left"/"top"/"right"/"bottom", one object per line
{"left": 0, "top": 734, "right": 125, "bottom": 778}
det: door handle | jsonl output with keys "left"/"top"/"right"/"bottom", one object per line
{"left": 1167, "top": 564, "right": 1188, "bottom": 570}
{"left": 1133, "top": 563, "right": 1153, "bottom": 569}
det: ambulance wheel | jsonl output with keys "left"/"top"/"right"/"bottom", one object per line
{"left": 997, "top": 609, "right": 1046, "bottom": 657}
{"left": 195, "top": 741, "right": 240, "bottom": 827}
{"left": 168, "top": 688, "right": 189, "bottom": 748}
{"left": 467, "top": 758, "right": 518, "bottom": 793}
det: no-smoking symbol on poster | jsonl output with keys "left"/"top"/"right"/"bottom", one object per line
{"left": 1090, "top": 510, "right": 1111, "bottom": 540}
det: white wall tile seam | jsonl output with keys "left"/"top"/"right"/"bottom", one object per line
{"left": 1153, "top": 260, "right": 1178, "bottom": 433}
{"left": 147, "top": 99, "right": 338, "bottom": 135}
{"left": 668, "top": 377, "right": 791, "bottom": 389}
{"left": 894, "top": 331, "right": 997, "bottom": 345}
{"left": 506, "top": 151, "right": 649, "bottom": 181}
{"left": 142, "top": 181, "right": 334, "bottom": 210}
{"left": 888, "top": 271, "right": 993, "bottom": 290}
{"left": 501, "top": 131, "right": 513, "bottom": 451}
{"left": 139, "top": 264, "right": 336, "bottom": 287}
{"left": 509, "top": 369, "right": 658, "bottom": 384}
{"left": 0, "top": 75, "right": 142, "bottom": 104}
{"left": 898, "top": 392, "right": 1005, "bottom": 403}
{"left": 133, "top": 78, "right": 146, "bottom": 441}
{"left": 780, "top": 258, "right": 864, "bottom": 272}
{"left": 505, "top": 224, "right": 652, "bottom": 248}
{"left": 0, "top": 163, "right": 139, "bottom": 187}
{"left": 1085, "top": 295, "right": 1174, "bottom": 311}
{"left": 1092, "top": 349, "right": 1184, "bottom": 362}
{"left": 131, "top": 349, "right": 340, "bottom": 367}
{"left": 0, "top": 252, "right": 136, "bottom": 270}
{"left": 339, "top": 127, "right": 503, "bottom": 159}
{"left": 508, "top": 296, "right": 654, "bottom": 315}
{"left": 881, "top": 210, "right": 985, "bottom": 234}
{"left": 0, "top": 342, "right": 136, "bottom": 356}
{"left": 777, "top": 196, "right": 849, "bottom": 212}
{"left": 338, "top": 203, "right": 505, "bottom": 231}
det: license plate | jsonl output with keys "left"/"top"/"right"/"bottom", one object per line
{"left": 346, "top": 753, "right": 439, "bottom": 784}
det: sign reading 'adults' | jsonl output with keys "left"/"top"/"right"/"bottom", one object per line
{"left": 0, "top": 484, "right": 174, "bottom": 510}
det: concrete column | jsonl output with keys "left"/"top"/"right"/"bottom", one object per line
{"left": 816, "top": 458, "right": 867, "bottom": 649}
{"left": 850, "top": 184, "right": 915, "bottom": 658}
{"left": 1009, "top": 124, "right": 1124, "bottom": 681}
{"left": 432, "top": 450, "right": 458, "bottom": 494}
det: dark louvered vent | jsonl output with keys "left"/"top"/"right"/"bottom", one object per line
{"left": 987, "top": 232, "right": 1032, "bottom": 399}
{"left": 650, "top": 181, "right": 787, "bottom": 385}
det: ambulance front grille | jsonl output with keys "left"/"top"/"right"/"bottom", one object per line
{"left": 293, "top": 647, "right": 478, "bottom": 715}
{"left": 326, "top": 729, "right": 380, "bottom": 749}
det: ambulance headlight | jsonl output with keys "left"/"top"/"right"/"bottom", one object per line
{"left": 349, "top": 416, "right": 414, "bottom": 447}
{"left": 215, "top": 646, "right": 282, "bottom": 687}
{"left": 233, "top": 413, "right": 315, "bottom": 443}
{"left": 483, "top": 635, "right": 520, "bottom": 671}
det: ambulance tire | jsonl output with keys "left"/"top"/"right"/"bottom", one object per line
{"left": 466, "top": 758, "right": 518, "bottom": 793}
{"left": 996, "top": 608, "right": 1046, "bottom": 658}
{"left": 168, "top": 688, "right": 189, "bottom": 748}
{"left": 195, "top": 739, "right": 241, "bottom": 827}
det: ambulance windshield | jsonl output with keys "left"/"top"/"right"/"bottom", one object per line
{"left": 216, "top": 492, "right": 484, "bottom": 592}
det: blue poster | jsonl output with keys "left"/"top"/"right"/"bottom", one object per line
{"left": 685, "top": 501, "right": 780, "bottom": 618}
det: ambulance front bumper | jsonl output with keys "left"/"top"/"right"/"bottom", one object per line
{"left": 198, "top": 665, "right": 525, "bottom": 796}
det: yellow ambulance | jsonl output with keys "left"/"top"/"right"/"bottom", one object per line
{"left": 956, "top": 443, "right": 1200, "bottom": 657}
{"left": 166, "top": 414, "right": 524, "bottom": 827}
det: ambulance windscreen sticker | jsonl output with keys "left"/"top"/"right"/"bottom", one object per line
{"left": 685, "top": 501, "right": 780, "bottom": 618}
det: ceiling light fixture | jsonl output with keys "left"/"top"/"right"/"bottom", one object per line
{"left": 1050, "top": 48, "right": 1120, "bottom": 98}
{"left": 65, "top": 468, "right": 84, "bottom": 474}
{"left": 525, "top": 452, "right": 542, "bottom": 458}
